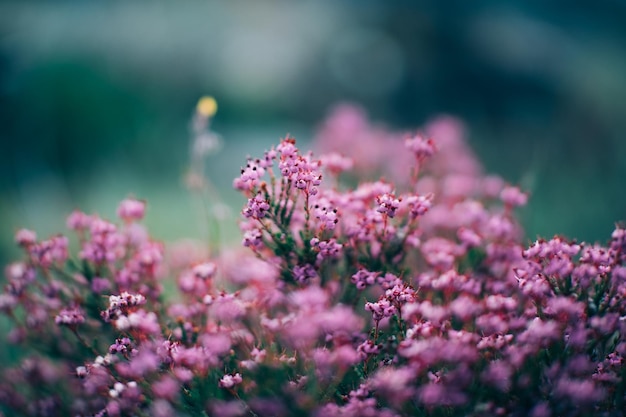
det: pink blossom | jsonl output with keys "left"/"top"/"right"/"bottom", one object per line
{"left": 421, "top": 237, "right": 460, "bottom": 270}
{"left": 312, "top": 200, "right": 339, "bottom": 230}
{"left": 67, "top": 210, "right": 92, "bottom": 230}
{"left": 243, "top": 193, "right": 270, "bottom": 219}
{"left": 236, "top": 158, "right": 266, "bottom": 192}
{"left": 481, "top": 360, "right": 513, "bottom": 392}
{"left": 293, "top": 264, "right": 318, "bottom": 284}
{"left": 55, "top": 306, "right": 85, "bottom": 326}
{"left": 319, "top": 152, "right": 353, "bottom": 175}
{"left": 500, "top": 185, "right": 528, "bottom": 207}
{"left": 406, "top": 194, "right": 433, "bottom": 220}
{"left": 311, "top": 238, "right": 342, "bottom": 263}
{"left": 449, "top": 295, "right": 481, "bottom": 320}
{"left": 29, "top": 235, "right": 69, "bottom": 267}
{"left": 117, "top": 198, "right": 146, "bottom": 222}
{"left": 365, "top": 298, "right": 396, "bottom": 322}
{"left": 192, "top": 262, "right": 217, "bottom": 279}
{"left": 219, "top": 373, "right": 242, "bottom": 389}
{"left": 242, "top": 228, "right": 263, "bottom": 250}
{"left": 405, "top": 133, "right": 436, "bottom": 160}
{"left": 376, "top": 193, "right": 401, "bottom": 218}
{"left": 555, "top": 377, "right": 605, "bottom": 405}
{"left": 152, "top": 376, "right": 179, "bottom": 401}
{"left": 351, "top": 269, "right": 378, "bottom": 290}
{"left": 418, "top": 382, "right": 467, "bottom": 407}
{"left": 15, "top": 228, "right": 37, "bottom": 246}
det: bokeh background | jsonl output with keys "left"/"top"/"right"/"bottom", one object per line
{"left": 1, "top": 0, "right": 626, "bottom": 266}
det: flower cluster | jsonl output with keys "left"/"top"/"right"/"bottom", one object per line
{"left": 1, "top": 105, "right": 625, "bottom": 417}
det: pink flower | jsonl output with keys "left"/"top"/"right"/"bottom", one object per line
{"left": 449, "top": 295, "right": 481, "bottom": 321}
{"left": 365, "top": 298, "right": 396, "bottom": 322}
{"left": 242, "top": 228, "right": 263, "bottom": 250}
{"left": 421, "top": 237, "right": 461, "bottom": 270}
{"left": 554, "top": 377, "right": 605, "bottom": 405}
{"left": 219, "top": 373, "right": 242, "bottom": 389}
{"left": 319, "top": 152, "right": 353, "bottom": 175}
{"left": 369, "top": 367, "right": 415, "bottom": 407}
{"left": 15, "top": 228, "right": 37, "bottom": 246}
{"left": 312, "top": 199, "right": 339, "bottom": 230}
{"left": 209, "top": 294, "right": 246, "bottom": 323}
{"left": 405, "top": 133, "right": 436, "bottom": 160}
{"left": 406, "top": 193, "right": 433, "bottom": 218}
{"left": 481, "top": 360, "right": 513, "bottom": 392}
{"left": 351, "top": 269, "right": 378, "bottom": 290}
{"left": 293, "top": 264, "right": 318, "bottom": 284}
{"left": 192, "top": 262, "right": 217, "bottom": 280}
{"left": 80, "top": 217, "right": 126, "bottom": 263}
{"left": 500, "top": 185, "right": 528, "bottom": 207}
{"left": 0, "top": 294, "right": 17, "bottom": 312}
{"left": 376, "top": 193, "right": 401, "bottom": 218}
{"left": 418, "top": 382, "right": 467, "bottom": 407}
{"left": 152, "top": 376, "right": 179, "bottom": 401}
{"left": 236, "top": 158, "right": 266, "bottom": 192}
{"left": 55, "top": 306, "right": 85, "bottom": 326}
{"left": 102, "top": 292, "right": 146, "bottom": 322}
{"left": 117, "top": 198, "right": 146, "bottom": 222}
{"left": 243, "top": 193, "right": 270, "bottom": 219}
{"left": 311, "top": 238, "right": 342, "bottom": 263}
{"left": 67, "top": 210, "right": 93, "bottom": 230}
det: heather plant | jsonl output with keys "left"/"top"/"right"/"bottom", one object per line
{"left": 1, "top": 105, "right": 625, "bottom": 417}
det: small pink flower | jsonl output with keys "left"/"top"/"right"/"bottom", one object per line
{"left": 29, "top": 235, "right": 69, "bottom": 267}
{"left": 192, "top": 262, "right": 217, "bottom": 280}
{"left": 500, "top": 185, "right": 528, "bottom": 207}
{"left": 311, "top": 238, "right": 342, "bottom": 263}
{"left": 117, "top": 198, "right": 146, "bottom": 222}
{"left": 320, "top": 152, "right": 353, "bottom": 175}
{"left": 243, "top": 193, "right": 270, "bottom": 219}
{"left": 152, "top": 376, "right": 179, "bottom": 400}
{"left": 406, "top": 193, "right": 433, "bottom": 218}
{"left": 351, "top": 269, "right": 378, "bottom": 290}
{"left": 242, "top": 228, "right": 263, "bottom": 250}
{"left": 55, "top": 306, "right": 86, "bottom": 326}
{"left": 237, "top": 158, "right": 266, "bottom": 191}
{"left": 293, "top": 264, "right": 318, "bottom": 284}
{"left": 219, "top": 373, "right": 242, "bottom": 389}
{"left": 376, "top": 193, "right": 401, "bottom": 218}
{"left": 312, "top": 200, "right": 339, "bottom": 230}
{"left": 15, "top": 228, "right": 37, "bottom": 246}
{"left": 405, "top": 133, "right": 436, "bottom": 160}
{"left": 365, "top": 298, "right": 396, "bottom": 322}
{"left": 66, "top": 210, "right": 92, "bottom": 230}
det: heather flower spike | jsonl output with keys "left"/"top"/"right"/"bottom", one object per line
{"left": 1, "top": 104, "right": 624, "bottom": 417}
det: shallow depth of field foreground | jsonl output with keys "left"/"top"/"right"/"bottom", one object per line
{"left": 1, "top": 106, "right": 625, "bottom": 417}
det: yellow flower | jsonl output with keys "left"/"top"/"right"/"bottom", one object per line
{"left": 196, "top": 96, "right": 218, "bottom": 117}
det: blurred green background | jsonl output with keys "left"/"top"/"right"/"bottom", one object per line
{"left": 1, "top": 0, "right": 626, "bottom": 265}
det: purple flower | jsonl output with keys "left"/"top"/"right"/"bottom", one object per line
{"left": 376, "top": 193, "right": 401, "bottom": 218}
{"left": 243, "top": 193, "right": 270, "bottom": 219}
{"left": 365, "top": 298, "right": 396, "bottom": 322}
{"left": 293, "top": 264, "right": 318, "bottom": 284}
{"left": 311, "top": 238, "right": 342, "bottom": 263}
{"left": 351, "top": 269, "right": 378, "bottom": 290}
{"left": 55, "top": 306, "right": 85, "bottom": 326}
{"left": 406, "top": 193, "right": 433, "bottom": 218}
